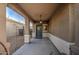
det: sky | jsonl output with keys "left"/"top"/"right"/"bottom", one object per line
{"left": 6, "top": 7, "right": 25, "bottom": 24}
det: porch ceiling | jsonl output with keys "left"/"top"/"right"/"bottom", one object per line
{"left": 19, "top": 3, "right": 59, "bottom": 22}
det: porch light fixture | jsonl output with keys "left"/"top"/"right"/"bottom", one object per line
{"left": 40, "top": 15, "right": 42, "bottom": 23}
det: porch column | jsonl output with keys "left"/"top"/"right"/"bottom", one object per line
{"left": 24, "top": 17, "right": 31, "bottom": 43}
{"left": 0, "top": 4, "right": 10, "bottom": 54}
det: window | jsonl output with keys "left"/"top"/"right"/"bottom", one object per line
{"left": 6, "top": 7, "right": 25, "bottom": 24}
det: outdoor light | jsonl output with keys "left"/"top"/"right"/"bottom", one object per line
{"left": 40, "top": 15, "right": 42, "bottom": 23}
{"left": 40, "top": 20, "right": 42, "bottom": 23}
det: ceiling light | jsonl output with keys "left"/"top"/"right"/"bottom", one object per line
{"left": 39, "top": 15, "right": 42, "bottom": 23}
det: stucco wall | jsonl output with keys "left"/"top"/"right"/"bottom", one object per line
{"left": 74, "top": 4, "right": 79, "bottom": 46}
{"left": 48, "top": 4, "right": 76, "bottom": 54}
{"left": 0, "top": 4, "right": 7, "bottom": 43}
{"left": 48, "top": 4, "right": 72, "bottom": 42}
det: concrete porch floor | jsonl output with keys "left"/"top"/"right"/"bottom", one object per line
{"left": 13, "top": 38, "right": 60, "bottom": 55}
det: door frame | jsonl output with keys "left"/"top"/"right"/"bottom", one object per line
{"left": 36, "top": 23, "right": 43, "bottom": 39}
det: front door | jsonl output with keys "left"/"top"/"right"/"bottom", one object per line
{"left": 36, "top": 24, "right": 42, "bottom": 39}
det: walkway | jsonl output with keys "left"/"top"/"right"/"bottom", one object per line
{"left": 13, "top": 38, "right": 60, "bottom": 55}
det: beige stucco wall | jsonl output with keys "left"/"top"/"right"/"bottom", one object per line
{"left": 73, "top": 4, "right": 79, "bottom": 46}
{"left": 48, "top": 4, "right": 74, "bottom": 42}
{"left": 0, "top": 4, "right": 6, "bottom": 43}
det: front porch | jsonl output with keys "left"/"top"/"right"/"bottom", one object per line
{"left": 13, "top": 38, "right": 59, "bottom": 55}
